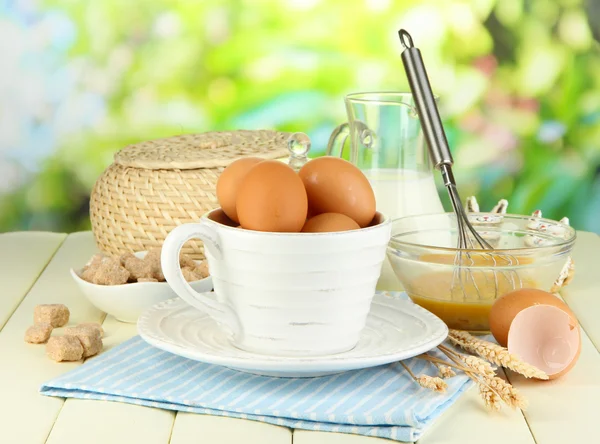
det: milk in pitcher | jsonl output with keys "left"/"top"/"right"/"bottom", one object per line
{"left": 362, "top": 169, "right": 444, "bottom": 219}
{"left": 363, "top": 168, "right": 451, "bottom": 290}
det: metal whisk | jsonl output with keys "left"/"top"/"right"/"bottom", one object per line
{"left": 397, "top": 29, "right": 522, "bottom": 299}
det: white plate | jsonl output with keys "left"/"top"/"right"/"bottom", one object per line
{"left": 137, "top": 293, "right": 448, "bottom": 377}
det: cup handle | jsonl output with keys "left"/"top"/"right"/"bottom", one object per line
{"left": 161, "top": 223, "right": 241, "bottom": 338}
{"left": 326, "top": 122, "right": 350, "bottom": 157}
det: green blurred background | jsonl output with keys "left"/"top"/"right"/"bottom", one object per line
{"left": 1, "top": 0, "right": 599, "bottom": 233}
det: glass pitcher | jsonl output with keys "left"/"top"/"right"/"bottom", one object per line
{"left": 327, "top": 92, "right": 445, "bottom": 220}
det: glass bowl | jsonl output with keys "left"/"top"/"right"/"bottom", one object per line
{"left": 387, "top": 212, "right": 576, "bottom": 332}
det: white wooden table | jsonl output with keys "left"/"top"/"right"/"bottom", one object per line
{"left": 1, "top": 230, "right": 599, "bottom": 444}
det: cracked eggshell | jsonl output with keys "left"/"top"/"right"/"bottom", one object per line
{"left": 507, "top": 304, "right": 581, "bottom": 380}
{"left": 489, "top": 288, "right": 577, "bottom": 347}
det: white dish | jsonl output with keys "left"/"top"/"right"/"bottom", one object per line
{"left": 70, "top": 251, "right": 213, "bottom": 323}
{"left": 137, "top": 292, "right": 448, "bottom": 377}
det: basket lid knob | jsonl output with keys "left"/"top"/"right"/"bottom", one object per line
{"left": 287, "top": 132, "right": 311, "bottom": 171}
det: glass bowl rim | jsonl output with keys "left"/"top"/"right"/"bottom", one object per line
{"left": 388, "top": 212, "right": 577, "bottom": 255}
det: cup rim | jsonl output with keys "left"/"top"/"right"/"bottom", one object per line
{"left": 202, "top": 208, "right": 391, "bottom": 236}
{"left": 388, "top": 212, "right": 577, "bottom": 254}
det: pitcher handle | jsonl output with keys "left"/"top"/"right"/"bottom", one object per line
{"left": 326, "top": 123, "right": 350, "bottom": 157}
{"left": 161, "top": 223, "right": 241, "bottom": 338}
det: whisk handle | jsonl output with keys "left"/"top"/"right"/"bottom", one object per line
{"left": 398, "top": 29, "right": 454, "bottom": 169}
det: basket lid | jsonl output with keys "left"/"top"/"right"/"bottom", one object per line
{"left": 114, "top": 130, "right": 293, "bottom": 170}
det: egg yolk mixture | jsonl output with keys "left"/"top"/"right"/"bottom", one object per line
{"left": 403, "top": 254, "right": 537, "bottom": 332}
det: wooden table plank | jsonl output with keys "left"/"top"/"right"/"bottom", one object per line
{"left": 294, "top": 369, "right": 535, "bottom": 444}
{"left": 170, "top": 413, "right": 292, "bottom": 444}
{"left": 417, "top": 372, "right": 535, "bottom": 444}
{"left": 561, "top": 231, "right": 600, "bottom": 352}
{"left": 4, "top": 230, "right": 598, "bottom": 444}
{"left": 42, "top": 233, "right": 288, "bottom": 444}
{"left": 46, "top": 315, "right": 176, "bottom": 444}
{"left": 0, "top": 233, "right": 174, "bottom": 444}
{"left": 507, "top": 331, "right": 600, "bottom": 444}
{"left": 51, "top": 316, "right": 291, "bottom": 444}
{"left": 0, "top": 232, "right": 103, "bottom": 444}
{"left": 505, "top": 232, "right": 600, "bottom": 444}
{"left": 0, "top": 232, "right": 66, "bottom": 332}
{"left": 329, "top": 232, "right": 600, "bottom": 444}
{"left": 294, "top": 430, "right": 394, "bottom": 444}
{"left": 46, "top": 401, "right": 174, "bottom": 444}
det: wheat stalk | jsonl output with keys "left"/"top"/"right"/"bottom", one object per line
{"left": 485, "top": 375, "right": 528, "bottom": 410}
{"left": 479, "top": 385, "right": 502, "bottom": 411}
{"left": 417, "top": 354, "right": 469, "bottom": 373}
{"left": 448, "top": 330, "right": 548, "bottom": 380}
{"left": 404, "top": 330, "right": 533, "bottom": 411}
{"left": 436, "top": 363, "right": 457, "bottom": 379}
{"left": 400, "top": 361, "right": 448, "bottom": 393}
{"left": 417, "top": 375, "right": 448, "bottom": 393}
{"left": 461, "top": 355, "right": 497, "bottom": 377}
{"left": 437, "top": 344, "right": 527, "bottom": 410}
{"left": 438, "top": 344, "right": 496, "bottom": 377}
{"left": 415, "top": 355, "right": 457, "bottom": 378}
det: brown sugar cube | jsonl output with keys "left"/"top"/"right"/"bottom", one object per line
{"left": 119, "top": 252, "right": 135, "bottom": 263}
{"left": 24, "top": 323, "right": 53, "bottom": 344}
{"left": 80, "top": 267, "right": 96, "bottom": 283}
{"left": 137, "top": 277, "right": 158, "bottom": 283}
{"left": 64, "top": 327, "right": 103, "bottom": 358}
{"left": 181, "top": 266, "right": 202, "bottom": 282}
{"left": 120, "top": 253, "right": 153, "bottom": 281}
{"left": 143, "top": 248, "right": 165, "bottom": 281}
{"left": 46, "top": 336, "right": 83, "bottom": 362}
{"left": 93, "top": 256, "right": 130, "bottom": 285}
{"left": 179, "top": 253, "right": 196, "bottom": 269}
{"left": 76, "top": 322, "right": 104, "bottom": 338}
{"left": 34, "top": 304, "right": 70, "bottom": 328}
{"left": 195, "top": 262, "right": 209, "bottom": 278}
{"left": 81, "top": 254, "right": 106, "bottom": 282}
{"left": 85, "top": 253, "right": 105, "bottom": 269}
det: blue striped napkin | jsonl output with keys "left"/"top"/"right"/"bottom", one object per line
{"left": 40, "top": 302, "right": 472, "bottom": 442}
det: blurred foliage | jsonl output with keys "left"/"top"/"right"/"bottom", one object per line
{"left": 0, "top": 0, "right": 599, "bottom": 233}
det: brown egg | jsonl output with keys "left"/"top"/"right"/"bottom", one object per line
{"left": 301, "top": 213, "right": 361, "bottom": 233}
{"left": 236, "top": 160, "right": 307, "bottom": 232}
{"left": 216, "top": 157, "right": 263, "bottom": 222}
{"left": 489, "top": 288, "right": 577, "bottom": 347}
{"left": 298, "top": 157, "right": 376, "bottom": 227}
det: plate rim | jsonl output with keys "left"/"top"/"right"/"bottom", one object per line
{"left": 137, "top": 293, "right": 449, "bottom": 373}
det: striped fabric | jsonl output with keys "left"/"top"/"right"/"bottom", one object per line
{"left": 40, "top": 301, "right": 472, "bottom": 442}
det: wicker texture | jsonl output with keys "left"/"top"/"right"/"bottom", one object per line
{"left": 90, "top": 130, "right": 291, "bottom": 259}
{"left": 114, "top": 130, "right": 292, "bottom": 169}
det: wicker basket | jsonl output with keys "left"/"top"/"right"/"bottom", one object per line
{"left": 90, "top": 130, "right": 291, "bottom": 259}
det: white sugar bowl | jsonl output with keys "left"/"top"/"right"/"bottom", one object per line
{"left": 71, "top": 251, "right": 213, "bottom": 323}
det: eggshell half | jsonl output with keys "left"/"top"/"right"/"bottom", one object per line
{"left": 489, "top": 288, "right": 577, "bottom": 347}
{"left": 507, "top": 304, "right": 581, "bottom": 380}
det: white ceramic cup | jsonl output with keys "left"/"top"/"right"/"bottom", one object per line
{"left": 161, "top": 209, "right": 392, "bottom": 357}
